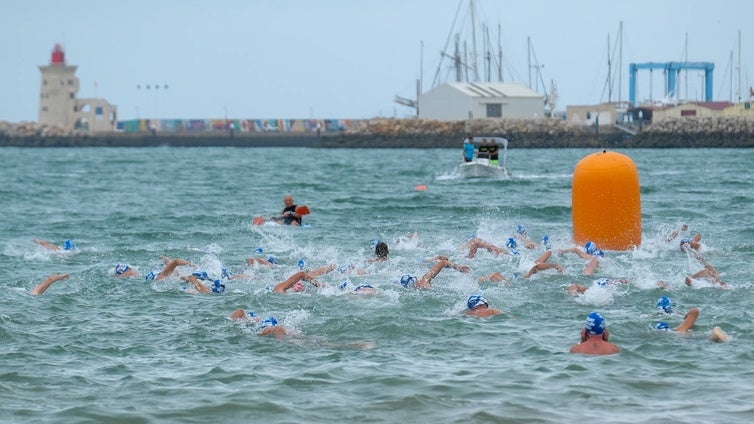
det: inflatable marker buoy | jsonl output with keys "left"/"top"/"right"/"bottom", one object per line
{"left": 572, "top": 150, "right": 641, "bottom": 250}
{"left": 415, "top": 184, "right": 428, "bottom": 191}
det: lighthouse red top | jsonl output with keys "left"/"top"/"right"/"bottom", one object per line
{"left": 50, "top": 43, "right": 65, "bottom": 65}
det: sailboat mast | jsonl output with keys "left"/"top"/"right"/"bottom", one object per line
{"left": 618, "top": 21, "right": 623, "bottom": 105}
{"left": 470, "top": 0, "right": 479, "bottom": 81}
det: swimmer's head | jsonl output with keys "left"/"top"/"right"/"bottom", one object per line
{"left": 267, "top": 256, "right": 277, "bottom": 264}
{"left": 258, "top": 316, "right": 278, "bottom": 330}
{"left": 297, "top": 260, "right": 306, "bottom": 269}
{"left": 585, "top": 311, "right": 606, "bottom": 335}
{"left": 656, "top": 296, "right": 673, "bottom": 314}
{"left": 339, "top": 280, "right": 351, "bottom": 290}
{"left": 221, "top": 268, "right": 231, "bottom": 279}
{"left": 145, "top": 271, "right": 157, "bottom": 281}
{"left": 115, "top": 263, "right": 130, "bottom": 275}
{"left": 506, "top": 238, "right": 517, "bottom": 249}
{"left": 585, "top": 241, "right": 598, "bottom": 255}
{"left": 192, "top": 271, "right": 209, "bottom": 280}
{"left": 400, "top": 274, "right": 416, "bottom": 287}
{"left": 594, "top": 277, "right": 610, "bottom": 287}
{"left": 655, "top": 322, "right": 670, "bottom": 330}
{"left": 375, "top": 242, "right": 389, "bottom": 259}
{"left": 354, "top": 284, "right": 374, "bottom": 293}
{"left": 246, "top": 310, "right": 258, "bottom": 319}
{"left": 467, "top": 294, "right": 489, "bottom": 310}
{"left": 212, "top": 280, "right": 225, "bottom": 293}
{"left": 679, "top": 238, "right": 691, "bottom": 250}
{"left": 516, "top": 224, "right": 527, "bottom": 235}
{"left": 62, "top": 240, "right": 75, "bottom": 250}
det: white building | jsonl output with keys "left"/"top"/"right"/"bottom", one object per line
{"left": 38, "top": 44, "right": 117, "bottom": 133}
{"left": 418, "top": 82, "right": 544, "bottom": 120}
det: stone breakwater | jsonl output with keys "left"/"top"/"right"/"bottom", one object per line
{"left": 2, "top": 117, "right": 754, "bottom": 148}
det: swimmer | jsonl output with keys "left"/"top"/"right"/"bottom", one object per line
{"left": 246, "top": 256, "right": 277, "bottom": 267}
{"left": 653, "top": 297, "right": 727, "bottom": 341}
{"left": 183, "top": 274, "right": 226, "bottom": 294}
{"left": 464, "top": 295, "right": 502, "bottom": 318}
{"left": 33, "top": 238, "right": 76, "bottom": 251}
{"left": 464, "top": 237, "right": 512, "bottom": 258}
{"left": 364, "top": 241, "right": 389, "bottom": 263}
{"left": 272, "top": 264, "right": 335, "bottom": 293}
{"left": 566, "top": 277, "right": 629, "bottom": 295}
{"left": 30, "top": 273, "right": 69, "bottom": 295}
{"left": 569, "top": 311, "right": 620, "bottom": 355}
{"left": 113, "top": 263, "right": 140, "bottom": 278}
{"left": 145, "top": 256, "right": 196, "bottom": 281}
{"left": 558, "top": 241, "right": 603, "bottom": 276}
{"left": 338, "top": 281, "right": 377, "bottom": 295}
{"left": 524, "top": 250, "right": 565, "bottom": 278}
{"left": 230, "top": 309, "right": 287, "bottom": 338}
{"left": 400, "top": 258, "right": 470, "bottom": 290}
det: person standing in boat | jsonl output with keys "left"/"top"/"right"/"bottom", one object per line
{"left": 463, "top": 136, "right": 475, "bottom": 162}
{"left": 477, "top": 139, "right": 490, "bottom": 159}
{"left": 271, "top": 194, "right": 302, "bottom": 226}
{"left": 488, "top": 139, "right": 499, "bottom": 165}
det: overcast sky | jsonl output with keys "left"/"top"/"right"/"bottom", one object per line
{"left": 2, "top": 0, "right": 752, "bottom": 122}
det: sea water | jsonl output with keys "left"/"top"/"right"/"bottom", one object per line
{"left": 1, "top": 147, "right": 753, "bottom": 423}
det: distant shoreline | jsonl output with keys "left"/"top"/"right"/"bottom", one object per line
{"left": 3, "top": 117, "right": 754, "bottom": 148}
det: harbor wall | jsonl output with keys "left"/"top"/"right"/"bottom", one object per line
{"left": 2, "top": 117, "right": 754, "bottom": 148}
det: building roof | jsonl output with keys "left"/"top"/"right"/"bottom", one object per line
{"left": 444, "top": 82, "right": 542, "bottom": 99}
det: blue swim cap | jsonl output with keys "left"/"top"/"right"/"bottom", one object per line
{"left": 339, "top": 280, "right": 351, "bottom": 290}
{"left": 221, "top": 268, "right": 231, "bottom": 279}
{"left": 656, "top": 296, "right": 673, "bottom": 314}
{"left": 62, "top": 240, "right": 75, "bottom": 250}
{"left": 115, "top": 263, "right": 130, "bottom": 275}
{"left": 679, "top": 238, "right": 691, "bottom": 246}
{"left": 594, "top": 249, "right": 604, "bottom": 258}
{"left": 212, "top": 280, "right": 226, "bottom": 293}
{"left": 542, "top": 235, "right": 551, "bottom": 250}
{"left": 400, "top": 274, "right": 416, "bottom": 287}
{"left": 594, "top": 277, "right": 610, "bottom": 287}
{"left": 585, "top": 312, "right": 606, "bottom": 335}
{"left": 246, "top": 310, "right": 257, "bottom": 318}
{"left": 516, "top": 224, "right": 527, "bottom": 235}
{"left": 655, "top": 322, "right": 670, "bottom": 331}
{"left": 192, "top": 271, "right": 209, "bottom": 280}
{"left": 585, "top": 241, "right": 597, "bottom": 255}
{"left": 338, "top": 263, "right": 353, "bottom": 273}
{"left": 145, "top": 271, "right": 157, "bottom": 281}
{"left": 355, "top": 284, "right": 374, "bottom": 292}
{"left": 255, "top": 247, "right": 264, "bottom": 253}
{"left": 258, "top": 316, "right": 278, "bottom": 329}
{"left": 467, "top": 294, "right": 489, "bottom": 310}
{"left": 297, "top": 260, "right": 306, "bottom": 269}
{"left": 506, "top": 238, "right": 517, "bottom": 249}
{"left": 371, "top": 239, "right": 381, "bottom": 248}
{"left": 267, "top": 256, "right": 277, "bottom": 264}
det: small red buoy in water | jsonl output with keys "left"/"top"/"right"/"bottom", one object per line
{"left": 415, "top": 184, "right": 428, "bottom": 191}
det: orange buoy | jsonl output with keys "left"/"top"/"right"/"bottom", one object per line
{"left": 572, "top": 150, "right": 641, "bottom": 250}
{"left": 415, "top": 184, "right": 428, "bottom": 191}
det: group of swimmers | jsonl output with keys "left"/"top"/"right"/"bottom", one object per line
{"left": 27, "top": 221, "right": 730, "bottom": 350}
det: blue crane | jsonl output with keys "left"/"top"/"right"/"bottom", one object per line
{"left": 628, "top": 61, "right": 714, "bottom": 106}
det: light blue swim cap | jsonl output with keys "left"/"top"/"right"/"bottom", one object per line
{"left": 115, "top": 263, "right": 130, "bottom": 275}
{"left": 585, "top": 312, "right": 606, "bottom": 335}
{"left": 656, "top": 296, "right": 673, "bottom": 314}
{"left": 371, "top": 239, "right": 381, "bottom": 248}
{"left": 517, "top": 224, "right": 527, "bottom": 235}
{"left": 267, "top": 256, "right": 277, "bottom": 264}
{"left": 400, "top": 274, "right": 416, "bottom": 287}
{"left": 62, "top": 240, "right": 75, "bottom": 250}
{"left": 211, "top": 280, "right": 225, "bottom": 293}
{"left": 145, "top": 271, "right": 157, "bottom": 281}
{"left": 594, "top": 278, "right": 610, "bottom": 287}
{"left": 192, "top": 271, "right": 209, "bottom": 280}
{"left": 259, "top": 316, "right": 278, "bottom": 329}
{"left": 585, "top": 241, "right": 597, "bottom": 255}
{"left": 297, "top": 260, "right": 306, "bottom": 269}
{"left": 679, "top": 238, "right": 691, "bottom": 246}
{"left": 255, "top": 247, "right": 264, "bottom": 253}
{"left": 655, "top": 322, "right": 670, "bottom": 330}
{"left": 467, "top": 294, "right": 489, "bottom": 310}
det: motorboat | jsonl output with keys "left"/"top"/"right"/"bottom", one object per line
{"left": 457, "top": 136, "right": 510, "bottom": 178}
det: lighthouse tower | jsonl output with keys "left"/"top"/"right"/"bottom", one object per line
{"left": 38, "top": 44, "right": 79, "bottom": 129}
{"left": 37, "top": 44, "right": 117, "bottom": 133}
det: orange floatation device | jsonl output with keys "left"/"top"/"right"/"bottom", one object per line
{"left": 571, "top": 150, "right": 641, "bottom": 250}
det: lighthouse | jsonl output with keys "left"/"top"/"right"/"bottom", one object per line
{"left": 38, "top": 44, "right": 117, "bottom": 133}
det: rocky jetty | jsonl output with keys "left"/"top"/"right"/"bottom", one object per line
{"left": 2, "top": 117, "right": 754, "bottom": 148}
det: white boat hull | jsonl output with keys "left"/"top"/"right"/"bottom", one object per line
{"left": 458, "top": 159, "right": 510, "bottom": 178}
